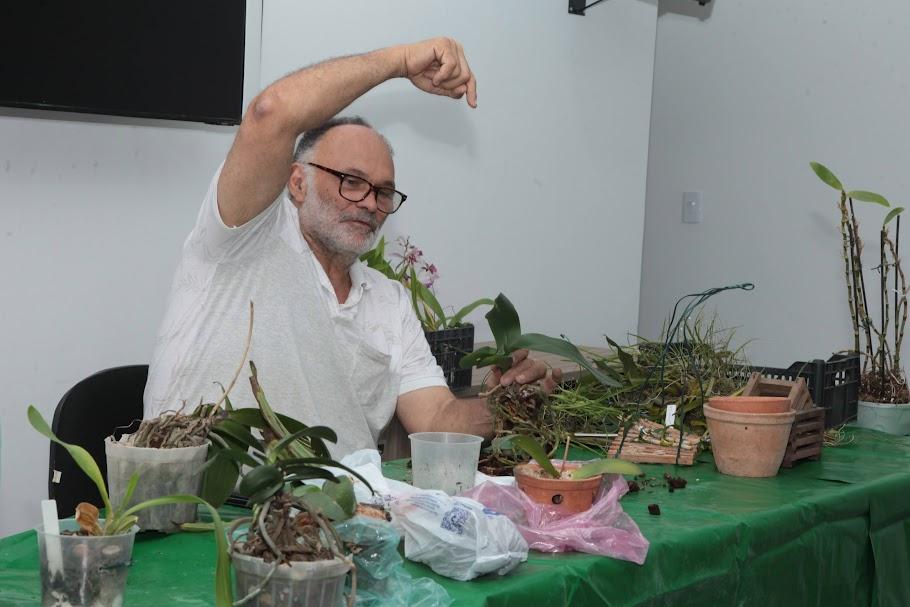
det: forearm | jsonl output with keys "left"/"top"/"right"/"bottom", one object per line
{"left": 426, "top": 394, "right": 494, "bottom": 439}
{"left": 218, "top": 46, "right": 404, "bottom": 226}
{"left": 253, "top": 46, "right": 403, "bottom": 136}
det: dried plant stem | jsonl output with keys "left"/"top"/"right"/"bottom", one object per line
{"left": 840, "top": 193, "right": 861, "bottom": 354}
{"left": 209, "top": 300, "right": 255, "bottom": 417}
{"left": 558, "top": 436, "right": 571, "bottom": 476}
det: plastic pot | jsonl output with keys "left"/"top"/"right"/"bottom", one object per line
{"left": 37, "top": 518, "right": 138, "bottom": 607}
{"left": 232, "top": 552, "right": 350, "bottom": 607}
{"left": 105, "top": 438, "right": 209, "bottom": 532}
{"left": 856, "top": 400, "right": 910, "bottom": 435}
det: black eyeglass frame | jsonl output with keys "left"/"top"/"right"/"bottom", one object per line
{"left": 306, "top": 162, "right": 408, "bottom": 214}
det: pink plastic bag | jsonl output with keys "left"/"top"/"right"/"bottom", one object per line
{"left": 462, "top": 474, "right": 649, "bottom": 564}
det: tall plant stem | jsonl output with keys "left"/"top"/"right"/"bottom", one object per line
{"left": 896, "top": 216, "right": 902, "bottom": 371}
{"left": 848, "top": 199, "right": 875, "bottom": 369}
{"left": 881, "top": 228, "right": 887, "bottom": 390}
{"left": 886, "top": 232, "right": 907, "bottom": 372}
{"left": 840, "top": 193, "right": 861, "bottom": 353}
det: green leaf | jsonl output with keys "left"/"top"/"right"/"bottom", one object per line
{"left": 270, "top": 427, "right": 339, "bottom": 462}
{"left": 211, "top": 419, "right": 262, "bottom": 453}
{"left": 487, "top": 294, "right": 522, "bottom": 353}
{"left": 411, "top": 269, "right": 447, "bottom": 330}
{"left": 238, "top": 464, "right": 284, "bottom": 503}
{"left": 848, "top": 190, "right": 890, "bottom": 207}
{"left": 448, "top": 299, "right": 495, "bottom": 328}
{"left": 884, "top": 207, "right": 905, "bottom": 226}
{"left": 122, "top": 495, "right": 233, "bottom": 606}
{"left": 27, "top": 405, "right": 113, "bottom": 515}
{"left": 115, "top": 472, "right": 141, "bottom": 516}
{"left": 570, "top": 458, "right": 643, "bottom": 479}
{"left": 810, "top": 162, "right": 843, "bottom": 191}
{"left": 512, "top": 435, "right": 560, "bottom": 479}
{"left": 226, "top": 408, "right": 266, "bottom": 428}
{"left": 278, "top": 457, "right": 373, "bottom": 491}
{"left": 512, "top": 333, "right": 621, "bottom": 387}
{"left": 459, "top": 345, "right": 499, "bottom": 369}
{"left": 605, "top": 336, "right": 642, "bottom": 379}
{"left": 296, "top": 490, "right": 348, "bottom": 521}
{"left": 321, "top": 475, "right": 355, "bottom": 516}
{"left": 200, "top": 449, "right": 243, "bottom": 508}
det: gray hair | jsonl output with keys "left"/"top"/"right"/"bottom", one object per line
{"left": 293, "top": 115, "right": 394, "bottom": 164}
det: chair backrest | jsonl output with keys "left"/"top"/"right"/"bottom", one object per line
{"left": 49, "top": 365, "right": 148, "bottom": 518}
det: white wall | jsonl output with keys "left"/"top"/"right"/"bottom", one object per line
{"left": 640, "top": 0, "right": 910, "bottom": 367}
{"left": 0, "top": 0, "right": 657, "bottom": 535}
{"left": 260, "top": 0, "right": 657, "bottom": 347}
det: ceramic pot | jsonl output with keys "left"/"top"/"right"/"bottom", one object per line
{"left": 708, "top": 396, "right": 791, "bottom": 414}
{"left": 513, "top": 461, "right": 602, "bottom": 514}
{"left": 704, "top": 404, "right": 795, "bottom": 478}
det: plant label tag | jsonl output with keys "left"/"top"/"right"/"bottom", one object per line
{"left": 664, "top": 404, "right": 678, "bottom": 426}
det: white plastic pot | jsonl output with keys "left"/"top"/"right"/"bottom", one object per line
{"left": 856, "top": 400, "right": 910, "bottom": 436}
{"left": 105, "top": 438, "right": 209, "bottom": 532}
{"left": 232, "top": 552, "right": 351, "bottom": 607}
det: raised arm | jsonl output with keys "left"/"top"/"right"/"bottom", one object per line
{"left": 217, "top": 38, "right": 477, "bottom": 227}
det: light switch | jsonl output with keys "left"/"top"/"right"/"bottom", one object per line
{"left": 682, "top": 192, "right": 703, "bottom": 223}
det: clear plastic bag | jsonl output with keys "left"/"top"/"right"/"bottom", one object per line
{"left": 462, "top": 474, "right": 649, "bottom": 565}
{"left": 390, "top": 492, "right": 528, "bottom": 581}
{"left": 335, "top": 517, "right": 452, "bottom": 607}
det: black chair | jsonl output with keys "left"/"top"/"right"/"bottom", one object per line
{"left": 48, "top": 365, "right": 148, "bottom": 518}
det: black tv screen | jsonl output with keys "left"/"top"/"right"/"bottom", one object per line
{"left": 0, "top": 0, "right": 247, "bottom": 125}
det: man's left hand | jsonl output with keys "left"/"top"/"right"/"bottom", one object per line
{"left": 486, "top": 349, "right": 563, "bottom": 394}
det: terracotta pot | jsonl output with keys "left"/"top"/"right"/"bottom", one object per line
{"left": 704, "top": 404, "right": 796, "bottom": 478}
{"left": 513, "top": 462, "right": 602, "bottom": 514}
{"left": 708, "top": 396, "right": 791, "bottom": 414}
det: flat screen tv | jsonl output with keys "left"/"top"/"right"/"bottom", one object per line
{"left": 0, "top": 0, "right": 253, "bottom": 125}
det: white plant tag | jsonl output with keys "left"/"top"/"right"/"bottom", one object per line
{"left": 664, "top": 404, "right": 678, "bottom": 426}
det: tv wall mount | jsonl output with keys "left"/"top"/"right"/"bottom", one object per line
{"left": 568, "top": 0, "right": 711, "bottom": 16}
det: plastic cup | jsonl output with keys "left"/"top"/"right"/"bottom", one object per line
{"left": 409, "top": 432, "right": 483, "bottom": 495}
{"left": 36, "top": 519, "right": 137, "bottom": 606}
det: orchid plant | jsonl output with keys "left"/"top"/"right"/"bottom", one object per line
{"left": 360, "top": 236, "right": 493, "bottom": 331}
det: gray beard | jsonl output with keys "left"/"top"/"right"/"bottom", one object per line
{"left": 298, "top": 189, "right": 381, "bottom": 262}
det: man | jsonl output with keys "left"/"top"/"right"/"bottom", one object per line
{"left": 144, "top": 38, "right": 560, "bottom": 456}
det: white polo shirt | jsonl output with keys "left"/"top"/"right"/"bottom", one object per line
{"left": 143, "top": 164, "right": 446, "bottom": 456}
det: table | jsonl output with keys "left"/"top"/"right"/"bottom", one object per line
{"left": 2, "top": 429, "right": 909, "bottom": 606}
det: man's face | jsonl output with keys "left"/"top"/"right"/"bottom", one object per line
{"left": 293, "top": 125, "right": 395, "bottom": 260}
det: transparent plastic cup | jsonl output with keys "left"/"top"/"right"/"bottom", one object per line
{"left": 36, "top": 519, "right": 137, "bottom": 607}
{"left": 409, "top": 432, "right": 484, "bottom": 495}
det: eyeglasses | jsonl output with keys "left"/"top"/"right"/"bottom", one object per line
{"left": 306, "top": 162, "right": 407, "bottom": 214}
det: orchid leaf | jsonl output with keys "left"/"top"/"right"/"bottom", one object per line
{"left": 512, "top": 333, "right": 621, "bottom": 387}
{"left": 570, "top": 458, "right": 642, "bottom": 479}
{"left": 321, "top": 475, "right": 355, "bottom": 516}
{"left": 512, "top": 435, "right": 560, "bottom": 479}
{"left": 448, "top": 298, "right": 495, "bottom": 328}
{"left": 122, "top": 495, "right": 232, "bottom": 606}
{"left": 296, "top": 490, "right": 348, "bottom": 522}
{"left": 238, "top": 464, "right": 284, "bottom": 503}
{"left": 848, "top": 190, "right": 889, "bottom": 207}
{"left": 115, "top": 472, "right": 141, "bottom": 516}
{"left": 27, "top": 405, "right": 113, "bottom": 515}
{"left": 487, "top": 293, "right": 521, "bottom": 352}
{"left": 411, "top": 269, "right": 447, "bottom": 330}
{"left": 459, "top": 345, "right": 499, "bottom": 369}
{"left": 810, "top": 162, "right": 843, "bottom": 191}
{"left": 884, "top": 207, "right": 905, "bottom": 226}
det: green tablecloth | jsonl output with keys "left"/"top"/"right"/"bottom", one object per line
{"left": 2, "top": 429, "right": 909, "bottom": 606}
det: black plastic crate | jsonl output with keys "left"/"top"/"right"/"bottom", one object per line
{"left": 744, "top": 353, "right": 859, "bottom": 428}
{"left": 425, "top": 325, "right": 475, "bottom": 392}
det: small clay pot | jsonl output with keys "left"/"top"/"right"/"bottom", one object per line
{"left": 513, "top": 462, "right": 602, "bottom": 514}
{"left": 708, "top": 396, "right": 791, "bottom": 414}
{"left": 704, "top": 404, "right": 796, "bottom": 478}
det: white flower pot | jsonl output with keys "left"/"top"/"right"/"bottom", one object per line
{"left": 231, "top": 552, "right": 350, "bottom": 607}
{"left": 856, "top": 400, "right": 910, "bottom": 436}
{"left": 105, "top": 438, "right": 209, "bottom": 532}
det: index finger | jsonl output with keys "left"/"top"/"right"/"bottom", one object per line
{"left": 511, "top": 349, "right": 529, "bottom": 365}
{"left": 456, "top": 42, "right": 478, "bottom": 107}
